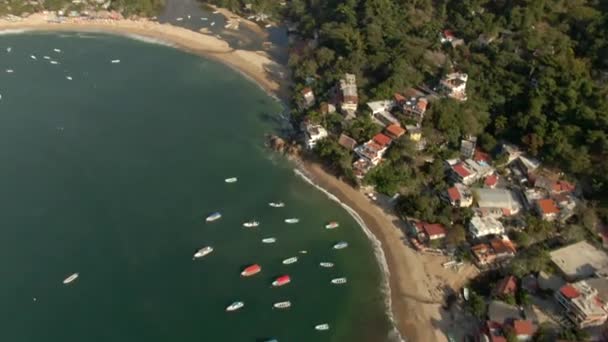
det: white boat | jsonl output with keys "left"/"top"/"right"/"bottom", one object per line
{"left": 63, "top": 273, "right": 79, "bottom": 284}
{"left": 319, "top": 262, "right": 334, "bottom": 268}
{"left": 262, "top": 237, "right": 276, "bottom": 244}
{"left": 284, "top": 218, "right": 299, "bottom": 224}
{"left": 187, "top": 15, "right": 191, "bottom": 19}
{"left": 66, "top": 76, "right": 72, "bottom": 80}
{"left": 331, "top": 277, "right": 347, "bottom": 285}
{"left": 30, "top": 55, "right": 37, "bottom": 60}
{"left": 243, "top": 221, "right": 259, "bottom": 228}
{"left": 176, "top": 17, "right": 184, "bottom": 21}
{"left": 6, "top": 69, "right": 13, "bottom": 73}
{"left": 193, "top": 246, "right": 213, "bottom": 259}
{"left": 210, "top": 21, "right": 216, "bottom": 26}
{"left": 206, "top": 212, "right": 222, "bottom": 222}
{"left": 273, "top": 301, "right": 291, "bottom": 309}
{"left": 50, "top": 61, "right": 59, "bottom": 65}
{"left": 200, "top": 17, "right": 208, "bottom": 21}
{"left": 315, "top": 324, "right": 330, "bottom": 331}
{"left": 6, "top": 47, "right": 11, "bottom": 52}
{"left": 299, "top": 250, "right": 308, "bottom": 254}
{"left": 224, "top": 177, "right": 237, "bottom": 183}
{"left": 43, "top": 56, "right": 50, "bottom": 60}
{"left": 269, "top": 202, "right": 285, "bottom": 208}
{"left": 333, "top": 242, "right": 348, "bottom": 250}
{"left": 226, "top": 301, "right": 244, "bottom": 312}
{"left": 53, "top": 48, "right": 61, "bottom": 52}
{"left": 325, "top": 221, "right": 339, "bottom": 229}
{"left": 282, "top": 257, "right": 298, "bottom": 265}
{"left": 111, "top": 59, "right": 121, "bottom": 64}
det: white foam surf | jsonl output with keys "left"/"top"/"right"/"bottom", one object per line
{"left": 294, "top": 168, "right": 405, "bottom": 342}
{"left": 0, "top": 28, "right": 31, "bottom": 35}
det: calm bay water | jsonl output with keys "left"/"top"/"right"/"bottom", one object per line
{"left": 0, "top": 32, "right": 391, "bottom": 342}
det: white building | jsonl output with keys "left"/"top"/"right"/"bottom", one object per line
{"left": 469, "top": 215, "right": 505, "bottom": 238}
{"left": 473, "top": 188, "right": 522, "bottom": 217}
{"left": 303, "top": 123, "right": 328, "bottom": 149}
{"left": 440, "top": 72, "right": 468, "bottom": 101}
{"left": 367, "top": 100, "right": 399, "bottom": 126}
{"left": 339, "top": 73, "right": 358, "bottom": 119}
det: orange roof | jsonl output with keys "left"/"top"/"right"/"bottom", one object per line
{"left": 447, "top": 187, "right": 460, "bottom": 201}
{"left": 560, "top": 284, "right": 580, "bottom": 299}
{"left": 385, "top": 124, "right": 405, "bottom": 138}
{"left": 490, "top": 238, "right": 516, "bottom": 254}
{"left": 553, "top": 180, "right": 575, "bottom": 193}
{"left": 513, "top": 320, "right": 535, "bottom": 336}
{"left": 474, "top": 149, "right": 492, "bottom": 163}
{"left": 373, "top": 133, "right": 392, "bottom": 147}
{"left": 394, "top": 93, "right": 406, "bottom": 103}
{"left": 422, "top": 223, "right": 446, "bottom": 238}
{"left": 417, "top": 98, "right": 428, "bottom": 112}
{"left": 537, "top": 199, "right": 559, "bottom": 215}
{"left": 485, "top": 174, "right": 498, "bottom": 187}
{"left": 494, "top": 275, "right": 518, "bottom": 296}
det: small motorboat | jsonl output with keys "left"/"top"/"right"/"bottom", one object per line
{"left": 111, "top": 59, "right": 121, "bottom": 64}
{"left": 193, "top": 246, "right": 213, "bottom": 259}
{"left": 206, "top": 212, "right": 222, "bottom": 222}
{"left": 333, "top": 242, "right": 348, "bottom": 250}
{"left": 53, "top": 48, "right": 61, "bottom": 52}
{"left": 243, "top": 221, "right": 259, "bottom": 228}
{"left": 225, "top": 177, "right": 237, "bottom": 183}
{"left": 50, "top": 60, "right": 59, "bottom": 65}
{"left": 319, "top": 262, "right": 334, "bottom": 268}
{"left": 282, "top": 257, "right": 298, "bottom": 265}
{"left": 6, "top": 69, "right": 13, "bottom": 73}
{"left": 273, "top": 301, "right": 291, "bottom": 309}
{"left": 210, "top": 21, "right": 216, "bottom": 26}
{"left": 30, "top": 55, "right": 37, "bottom": 60}
{"left": 6, "top": 47, "right": 11, "bottom": 52}
{"left": 331, "top": 277, "right": 347, "bottom": 285}
{"left": 315, "top": 324, "right": 330, "bottom": 331}
{"left": 200, "top": 17, "right": 208, "bottom": 21}
{"left": 63, "top": 273, "right": 79, "bottom": 285}
{"left": 226, "top": 301, "right": 244, "bottom": 312}
{"left": 272, "top": 275, "right": 291, "bottom": 287}
{"left": 284, "top": 218, "right": 299, "bottom": 224}
{"left": 262, "top": 237, "right": 276, "bottom": 244}
{"left": 325, "top": 221, "right": 339, "bottom": 229}
{"left": 176, "top": 17, "right": 184, "bottom": 21}
{"left": 299, "top": 250, "right": 308, "bottom": 254}
{"left": 241, "top": 264, "right": 261, "bottom": 277}
{"left": 43, "top": 56, "right": 50, "bottom": 60}
{"left": 66, "top": 76, "right": 72, "bottom": 80}
{"left": 269, "top": 202, "right": 285, "bottom": 208}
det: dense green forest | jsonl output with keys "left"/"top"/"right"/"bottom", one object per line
{"left": 277, "top": 0, "right": 608, "bottom": 201}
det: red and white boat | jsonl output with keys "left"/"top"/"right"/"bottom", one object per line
{"left": 241, "top": 264, "right": 261, "bottom": 277}
{"left": 325, "top": 221, "right": 339, "bottom": 229}
{"left": 272, "top": 275, "right": 291, "bottom": 287}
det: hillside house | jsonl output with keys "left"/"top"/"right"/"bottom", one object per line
{"left": 299, "top": 87, "right": 315, "bottom": 109}
{"left": 339, "top": 73, "right": 358, "bottom": 119}
{"left": 368, "top": 100, "right": 399, "bottom": 126}
{"left": 461, "top": 136, "right": 477, "bottom": 159}
{"left": 385, "top": 124, "right": 405, "bottom": 140}
{"left": 444, "top": 183, "right": 473, "bottom": 207}
{"left": 401, "top": 97, "right": 428, "bottom": 123}
{"left": 440, "top": 72, "right": 468, "bottom": 101}
{"left": 302, "top": 122, "right": 328, "bottom": 149}
{"left": 536, "top": 198, "right": 559, "bottom": 221}
{"left": 556, "top": 280, "right": 608, "bottom": 328}
{"left": 493, "top": 275, "right": 518, "bottom": 297}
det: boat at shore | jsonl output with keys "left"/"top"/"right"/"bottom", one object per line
{"left": 206, "top": 212, "right": 222, "bottom": 222}
{"left": 331, "top": 277, "right": 347, "bottom": 285}
{"left": 193, "top": 246, "right": 213, "bottom": 259}
{"left": 284, "top": 218, "right": 299, "bottom": 224}
{"left": 243, "top": 221, "right": 259, "bottom": 228}
{"left": 282, "top": 257, "right": 298, "bottom": 265}
{"left": 226, "top": 301, "right": 244, "bottom": 312}
{"left": 272, "top": 275, "right": 291, "bottom": 287}
{"left": 63, "top": 273, "right": 79, "bottom": 284}
{"left": 319, "top": 262, "right": 334, "bottom": 268}
{"left": 241, "top": 264, "right": 261, "bottom": 277}
{"left": 269, "top": 202, "right": 285, "bottom": 208}
{"left": 333, "top": 241, "right": 348, "bottom": 250}
{"left": 225, "top": 177, "right": 237, "bottom": 183}
{"left": 315, "top": 323, "right": 330, "bottom": 331}
{"left": 262, "top": 237, "right": 276, "bottom": 244}
{"left": 273, "top": 301, "right": 291, "bottom": 309}
{"left": 325, "top": 221, "right": 339, "bottom": 229}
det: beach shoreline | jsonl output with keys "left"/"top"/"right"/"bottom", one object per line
{"left": 0, "top": 13, "right": 290, "bottom": 102}
{"left": 294, "top": 156, "right": 479, "bottom": 342}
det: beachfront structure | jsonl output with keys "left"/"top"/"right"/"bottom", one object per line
{"left": 352, "top": 158, "right": 373, "bottom": 179}
{"left": 550, "top": 241, "right": 608, "bottom": 281}
{"left": 440, "top": 72, "right": 468, "bottom": 101}
{"left": 444, "top": 183, "right": 473, "bottom": 208}
{"left": 469, "top": 215, "right": 505, "bottom": 238}
{"left": 354, "top": 141, "right": 388, "bottom": 166}
{"left": 415, "top": 221, "right": 447, "bottom": 241}
{"left": 299, "top": 87, "right": 315, "bottom": 109}
{"left": 367, "top": 100, "right": 399, "bottom": 126}
{"left": 535, "top": 198, "right": 559, "bottom": 221}
{"left": 302, "top": 123, "right": 328, "bottom": 149}
{"left": 339, "top": 73, "right": 358, "bottom": 119}
{"left": 555, "top": 280, "right": 608, "bottom": 328}
{"left": 472, "top": 188, "right": 522, "bottom": 217}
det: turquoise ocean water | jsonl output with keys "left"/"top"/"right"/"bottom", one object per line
{"left": 0, "top": 32, "right": 392, "bottom": 342}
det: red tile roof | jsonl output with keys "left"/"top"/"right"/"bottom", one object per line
{"left": 553, "top": 181, "right": 575, "bottom": 193}
{"left": 453, "top": 163, "right": 471, "bottom": 178}
{"left": 494, "top": 275, "right": 518, "bottom": 296}
{"left": 373, "top": 133, "right": 392, "bottom": 147}
{"left": 385, "top": 124, "right": 405, "bottom": 139}
{"left": 537, "top": 199, "right": 560, "bottom": 215}
{"left": 474, "top": 149, "right": 492, "bottom": 163}
{"left": 421, "top": 222, "right": 447, "bottom": 238}
{"left": 560, "top": 284, "right": 580, "bottom": 299}
{"left": 394, "top": 93, "right": 406, "bottom": 103}
{"left": 485, "top": 174, "right": 498, "bottom": 187}
{"left": 513, "top": 320, "right": 535, "bottom": 336}
{"left": 447, "top": 187, "right": 461, "bottom": 201}
{"left": 443, "top": 29, "right": 455, "bottom": 39}
{"left": 490, "top": 238, "right": 516, "bottom": 254}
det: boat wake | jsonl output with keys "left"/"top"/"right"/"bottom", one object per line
{"left": 294, "top": 168, "right": 405, "bottom": 342}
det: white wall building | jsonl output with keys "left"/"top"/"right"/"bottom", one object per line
{"left": 469, "top": 215, "right": 505, "bottom": 238}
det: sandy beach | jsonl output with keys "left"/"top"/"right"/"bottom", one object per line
{"left": 297, "top": 158, "right": 479, "bottom": 342}
{"left": 0, "top": 13, "right": 289, "bottom": 101}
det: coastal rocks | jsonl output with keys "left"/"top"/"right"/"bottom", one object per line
{"left": 266, "top": 134, "right": 301, "bottom": 156}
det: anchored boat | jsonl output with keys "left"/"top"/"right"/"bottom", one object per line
{"left": 193, "top": 246, "right": 213, "bottom": 259}
{"left": 63, "top": 273, "right": 79, "bottom": 285}
{"left": 325, "top": 221, "right": 339, "bottom": 229}
{"left": 241, "top": 264, "right": 261, "bottom": 277}
{"left": 273, "top": 301, "right": 291, "bottom": 309}
{"left": 226, "top": 301, "right": 244, "bottom": 312}
{"left": 272, "top": 275, "right": 291, "bottom": 287}
{"left": 282, "top": 257, "right": 298, "bottom": 265}
{"left": 333, "top": 241, "right": 348, "bottom": 250}
{"left": 206, "top": 212, "right": 222, "bottom": 222}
